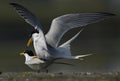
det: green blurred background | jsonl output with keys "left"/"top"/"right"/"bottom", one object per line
{"left": 0, "top": 0, "right": 119, "bottom": 72}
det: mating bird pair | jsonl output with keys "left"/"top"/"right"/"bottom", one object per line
{"left": 10, "top": 3, "right": 115, "bottom": 72}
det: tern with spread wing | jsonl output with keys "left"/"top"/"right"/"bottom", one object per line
{"left": 20, "top": 50, "right": 73, "bottom": 72}
{"left": 10, "top": 3, "right": 115, "bottom": 63}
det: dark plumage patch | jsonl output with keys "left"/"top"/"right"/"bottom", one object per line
{"left": 24, "top": 50, "right": 34, "bottom": 56}
{"left": 29, "top": 29, "right": 39, "bottom": 37}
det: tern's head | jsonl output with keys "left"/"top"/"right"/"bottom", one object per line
{"left": 27, "top": 29, "right": 39, "bottom": 47}
{"left": 20, "top": 50, "right": 44, "bottom": 64}
{"left": 20, "top": 50, "right": 34, "bottom": 56}
{"left": 30, "top": 29, "right": 39, "bottom": 37}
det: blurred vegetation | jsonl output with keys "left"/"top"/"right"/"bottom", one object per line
{"left": 0, "top": 0, "right": 119, "bottom": 72}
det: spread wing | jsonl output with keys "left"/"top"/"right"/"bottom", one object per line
{"left": 10, "top": 3, "right": 42, "bottom": 30}
{"left": 10, "top": 3, "right": 48, "bottom": 51}
{"left": 45, "top": 13, "right": 115, "bottom": 47}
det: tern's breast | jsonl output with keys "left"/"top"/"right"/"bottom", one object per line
{"left": 34, "top": 41, "right": 51, "bottom": 59}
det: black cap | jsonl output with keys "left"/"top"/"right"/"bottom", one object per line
{"left": 24, "top": 50, "right": 34, "bottom": 56}
{"left": 29, "top": 29, "right": 39, "bottom": 37}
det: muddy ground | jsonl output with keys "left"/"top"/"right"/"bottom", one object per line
{"left": 0, "top": 72, "right": 120, "bottom": 81}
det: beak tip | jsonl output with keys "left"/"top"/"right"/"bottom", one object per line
{"left": 20, "top": 53, "right": 24, "bottom": 56}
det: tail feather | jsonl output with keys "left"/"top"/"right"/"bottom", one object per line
{"left": 63, "top": 54, "right": 92, "bottom": 60}
{"left": 58, "top": 28, "right": 84, "bottom": 58}
{"left": 73, "top": 54, "right": 92, "bottom": 59}
{"left": 59, "top": 28, "right": 84, "bottom": 49}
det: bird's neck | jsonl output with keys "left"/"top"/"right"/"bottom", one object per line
{"left": 24, "top": 54, "right": 33, "bottom": 61}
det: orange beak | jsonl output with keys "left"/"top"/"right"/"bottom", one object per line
{"left": 20, "top": 52, "right": 24, "bottom": 56}
{"left": 27, "top": 38, "right": 32, "bottom": 47}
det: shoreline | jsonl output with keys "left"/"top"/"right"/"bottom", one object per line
{"left": 0, "top": 72, "right": 120, "bottom": 81}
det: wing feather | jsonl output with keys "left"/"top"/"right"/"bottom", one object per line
{"left": 10, "top": 3, "right": 48, "bottom": 54}
{"left": 45, "top": 13, "right": 115, "bottom": 47}
{"left": 10, "top": 3, "right": 42, "bottom": 30}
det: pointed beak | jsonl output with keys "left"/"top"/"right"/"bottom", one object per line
{"left": 20, "top": 52, "right": 24, "bottom": 56}
{"left": 27, "top": 38, "right": 32, "bottom": 47}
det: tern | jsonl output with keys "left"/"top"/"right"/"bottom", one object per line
{"left": 20, "top": 50, "right": 45, "bottom": 72}
{"left": 10, "top": 3, "right": 115, "bottom": 65}
{"left": 20, "top": 50, "right": 75, "bottom": 72}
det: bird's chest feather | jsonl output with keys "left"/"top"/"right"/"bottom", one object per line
{"left": 34, "top": 42, "right": 51, "bottom": 59}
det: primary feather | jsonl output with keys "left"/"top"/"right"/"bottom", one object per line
{"left": 10, "top": 3, "right": 42, "bottom": 30}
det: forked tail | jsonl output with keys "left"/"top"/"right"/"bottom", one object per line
{"left": 71, "top": 54, "right": 92, "bottom": 59}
